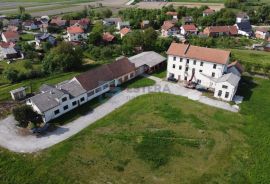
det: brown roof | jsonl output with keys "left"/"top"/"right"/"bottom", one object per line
{"left": 102, "top": 32, "right": 115, "bottom": 42}
{"left": 50, "top": 18, "right": 66, "bottom": 26}
{"left": 120, "top": 27, "right": 131, "bottom": 35}
{"left": 0, "top": 42, "right": 15, "bottom": 48}
{"left": 161, "top": 21, "right": 175, "bottom": 31}
{"left": 256, "top": 27, "right": 269, "bottom": 33}
{"left": 166, "top": 11, "right": 178, "bottom": 16}
{"left": 228, "top": 61, "right": 244, "bottom": 73}
{"left": 182, "top": 24, "right": 197, "bottom": 31}
{"left": 167, "top": 43, "right": 230, "bottom": 65}
{"left": 75, "top": 57, "right": 135, "bottom": 91}
{"left": 2, "top": 31, "right": 19, "bottom": 39}
{"left": 203, "top": 8, "right": 215, "bottom": 14}
{"left": 204, "top": 26, "right": 238, "bottom": 35}
{"left": 67, "top": 26, "right": 84, "bottom": 34}
{"left": 70, "top": 18, "right": 90, "bottom": 27}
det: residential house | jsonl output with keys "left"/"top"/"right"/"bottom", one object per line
{"left": 120, "top": 27, "right": 131, "bottom": 38}
{"left": 203, "top": 26, "right": 238, "bottom": 37}
{"left": 27, "top": 57, "right": 136, "bottom": 123}
{"left": 235, "top": 21, "right": 252, "bottom": 37}
{"left": 103, "top": 18, "right": 122, "bottom": 26}
{"left": 166, "top": 43, "right": 241, "bottom": 101}
{"left": 50, "top": 17, "right": 67, "bottom": 27}
{"left": 69, "top": 18, "right": 90, "bottom": 30}
{"left": 203, "top": 8, "right": 215, "bottom": 17}
{"left": 10, "top": 87, "right": 27, "bottom": 101}
{"left": 40, "top": 23, "right": 48, "bottom": 32}
{"left": 129, "top": 51, "right": 166, "bottom": 75}
{"left": 0, "top": 42, "right": 21, "bottom": 60}
{"left": 117, "top": 21, "right": 130, "bottom": 30}
{"left": 161, "top": 20, "right": 180, "bottom": 37}
{"left": 66, "top": 26, "right": 87, "bottom": 42}
{"left": 6, "top": 25, "right": 19, "bottom": 32}
{"left": 227, "top": 61, "right": 244, "bottom": 77}
{"left": 180, "top": 24, "right": 198, "bottom": 35}
{"left": 22, "top": 20, "right": 39, "bottom": 30}
{"left": 40, "top": 15, "right": 50, "bottom": 24}
{"left": 182, "top": 16, "right": 193, "bottom": 25}
{"left": 102, "top": 32, "right": 115, "bottom": 43}
{"left": 255, "top": 27, "right": 269, "bottom": 40}
{"left": 141, "top": 20, "right": 150, "bottom": 29}
{"left": 35, "top": 33, "right": 56, "bottom": 48}
{"left": 1, "top": 31, "right": 19, "bottom": 43}
{"left": 236, "top": 12, "right": 249, "bottom": 23}
{"left": 166, "top": 11, "right": 178, "bottom": 20}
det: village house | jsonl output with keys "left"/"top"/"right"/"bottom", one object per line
{"left": 161, "top": 20, "right": 180, "bottom": 37}
{"left": 1, "top": 31, "right": 19, "bottom": 43}
{"left": 0, "top": 42, "right": 22, "bottom": 61}
{"left": 141, "top": 20, "right": 150, "bottom": 29}
{"left": 69, "top": 18, "right": 90, "bottom": 30}
{"left": 10, "top": 87, "right": 27, "bottom": 101}
{"left": 203, "top": 26, "right": 238, "bottom": 37}
{"left": 22, "top": 20, "right": 41, "bottom": 30}
{"left": 255, "top": 27, "right": 269, "bottom": 40}
{"left": 180, "top": 24, "right": 198, "bottom": 36}
{"left": 116, "top": 21, "right": 130, "bottom": 30}
{"left": 27, "top": 57, "right": 136, "bottom": 123}
{"left": 166, "top": 11, "right": 178, "bottom": 20}
{"left": 103, "top": 17, "right": 122, "bottom": 26}
{"left": 203, "top": 8, "right": 215, "bottom": 17}
{"left": 119, "top": 27, "right": 131, "bottom": 38}
{"left": 35, "top": 33, "right": 56, "bottom": 48}
{"left": 50, "top": 17, "right": 67, "bottom": 27}
{"left": 166, "top": 43, "right": 241, "bottom": 101}
{"left": 235, "top": 21, "right": 252, "bottom": 37}
{"left": 182, "top": 16, "right": 193, "bottom": 25}
{"left": 66, "top": 26, "right": 87, "bottom": 42}
{"left": 102, "top": 32, "right": 115, "bottom": 43}
{"left": 236, "top": 12, "right": 249, "bottom": 23}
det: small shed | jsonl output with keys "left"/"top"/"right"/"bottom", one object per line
{"left": 10, "top": 87, "right": 26, "bottom": 101}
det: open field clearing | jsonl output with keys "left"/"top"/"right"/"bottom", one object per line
{"left": 0, "top": 76, "right": 270, "bottom": 183}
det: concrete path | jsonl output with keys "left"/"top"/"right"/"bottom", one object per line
{"left": 0, "top": 76, "right": 238, "bottom": 153}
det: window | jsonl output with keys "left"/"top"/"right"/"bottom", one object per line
{"left": 173, "top": 56, "right": 176, "bottom": 61}
{"left": 222, "top": 85, "right": 228, "bottom": 89}
{"left": 212, "top": 72, "right": 215, "bottom": 77}
{"left": 87, "top": 90, "right": 94, "bottom": 97}
{"left": 213, "top": 64, "right": 217, "bottom": 69}
{"left": 200, "top": 62, "right": 204, "bottom": 66}
{"left": 63, "top": 105, "right": 68, "bottom": 111}
{"left": 179, "top": 65, "right": 182, "bottom": 70}
{"left": 130, "top": 73, "right": 134, "bottom": 78}
{"left": 218, "top": 90, "right": 222, "bottom": 97}
{"left": 184, "top": 76, "right": 187, "bottom": 80}
{"left": 193, "top": 60, "right": 196, "bottom": 65}
{"left": 62, "top": 97, "right": 67, "bottom": 102}
{"left": 199, "top": 70, "right": 203, "bottom": 73}
{"left": 72, "top": 101, "right": 77, "bottom": 106}
{"left": 172, "top": 64, "right": 175, "bottom": 68}
{"left": 186, "top": 59, "right": 189, "bottom": 64}
{"left": 103, "top": 84, "right": 109, "bottom": 90}
{"left": 180, "top": 58, "right": 183, "bottom": 62}
{"left": 197, "top": 79, "right": 201, "bottom": 84}
{"left": 225, "top": 92, "right": 229, "bottom": 98}
{"left": 124, "top": 75, "right": 129, "bottom": 81}
{"left": 54, "top": 109, "right": 60, "bottom": 115}
{"left": 80, "top": 97, "right": 85, "bottom": 102}
{"left": 185, "top": 67, "right": 188, "bottom": 72}
{"left": 95, "top": 87, "right": 102, "bottom": 93}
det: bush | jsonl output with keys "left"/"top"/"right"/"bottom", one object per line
{"left": 12, "top": 105, "right": 40, "bottom": 127}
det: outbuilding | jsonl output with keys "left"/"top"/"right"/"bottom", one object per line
{"left": 10, "top": 87, "right": 27, "bottom": 101}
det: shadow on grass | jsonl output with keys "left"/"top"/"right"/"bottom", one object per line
{"left": 237, "top": 75, "right": 258, "bottom": 101}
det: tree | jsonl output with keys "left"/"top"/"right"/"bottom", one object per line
{"left": 224, "top": 0, "right": 240, "bottom": 8}
{"left": 143, "top": 27, "right": 158, "bottom": 51}
{"left": 42, "top": 42, "right": 83, "bottom": 73}
{"left": 12, "top": 105, "right": 39, "bottom": 127}
{"left": 3, "top": 68, "right": 19, "bottom": 83}
{"left": 88, "top": 22, "right": 103, "bottom": 45}
{"left": 102, "top": 8, "right": 112, "bottom": 18}
{"left": 18, "top": 6, "right": 25, "bottom": 15}
{"left": 23, "top": 60, "right": 33, "bottom": 70}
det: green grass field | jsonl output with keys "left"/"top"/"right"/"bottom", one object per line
{"left": 0, "top": 76, "right": 270, "bottom": 183}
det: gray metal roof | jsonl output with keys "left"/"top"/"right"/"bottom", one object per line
{"left": 1, "top": 47, "right": 17, "bottom": 55}
{"left": 56, "top": 80, "right": 86, "bottom": 98}
{"left": 129, "top": 51, "right": 166, "bottom": 68}
{"left": 216, "top": 73, "right": 240, "bottom": 86}
{"left": 30, "top": 88, "right": 66, "bottom": 113}
{"left": 10, "top": 87, "right": 26, "bottom": 94}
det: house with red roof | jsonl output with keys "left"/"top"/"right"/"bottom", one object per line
{"left": 66, "top": 26, "right": 87, "bottom": 42}
{"left": 1, "top": 31, "right": 19, "bottom": 43}
{"left": 203, "top": 26, "right": 238, "bottom": 37}
{"left": 166, "top": 11, "right": 178, "bottom": 19}
{"left": 180, "top": 24, "right": 198, "bottom": 35}
{"left": 69, "top": 18, "right": 90, "bottom": 30}
{"left": 255, "top": 27, "right": 269, "bottom": 40}
{"left": 161, "top": 21, "right": 180, "bottom": 37}
{"left": 102, "top": 32, "right": 115, "bottom": 43}
{"left": 50, "top": 17, "right": 67, "bottom": 27}
{"left": 119, "top": 27, "right": 131, "bottom": 38}
{"left": 203, "top": 8, "right": 215, "bottom": 17}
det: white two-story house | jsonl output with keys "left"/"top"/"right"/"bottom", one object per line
{"left": 166, "top": 43, "right": 241, "bottom": 101}
{"left": 66, "top": 26, "right": 87, "bottom": 42}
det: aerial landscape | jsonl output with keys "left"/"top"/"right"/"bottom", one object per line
{"left": 0, "top": 0, "right": 270, "bottom": 183}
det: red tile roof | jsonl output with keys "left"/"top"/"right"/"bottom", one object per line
{"left": 203, "top": 8, "right": 215, "bottom": 14}
{"left": 182, "top": 24, "right": 197, "bottom": 31}
{"left": 167, "top": 43, "right": 230, "bottom": 65}
{"left": 2, "top": 31, "right": 19, "bottom": 39}
{"left": 120, "top": 27, "right": 131, "bottom": 36}
{"left": 102, "top": 32, "right": 115, "bottom": 42}
{"left": 0, "top": 41, "right": 15, "bottom": 48}
{"left": 161, "top": 21, "right": 175, "bottom": 31}
{"left": 166, "top": 11, "right": 178, "bottom": 16}
{"left": 204, "top": 26, "right": 238, "bottom": 35}
{"left": 67, "top": 26, "right": 84, "bottom": 34}
{"left": 70, "top": 18, "right": 90, "bottom": 26}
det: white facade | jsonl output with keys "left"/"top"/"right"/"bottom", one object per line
{"left": 166, "top": 55, "right": 227, "bottom": 89}
{"left": 214, "top": 81, "right": 238, "bottom": 101}
{"left": 67, "top": 32, "right": 87, "bottom": 42}
{"left": 161, "top": 28, "right": 180, "bottom": 37}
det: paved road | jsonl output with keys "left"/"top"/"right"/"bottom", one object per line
{"left": 0, "top": 76, "right": 238, "bottom": 153}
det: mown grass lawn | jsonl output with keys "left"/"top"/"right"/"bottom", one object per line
{"left": 0, "top": 75, "right": 270, "bottom": 183}
{"left": 122, "top": 76, "right": 156, "bottom": 89}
